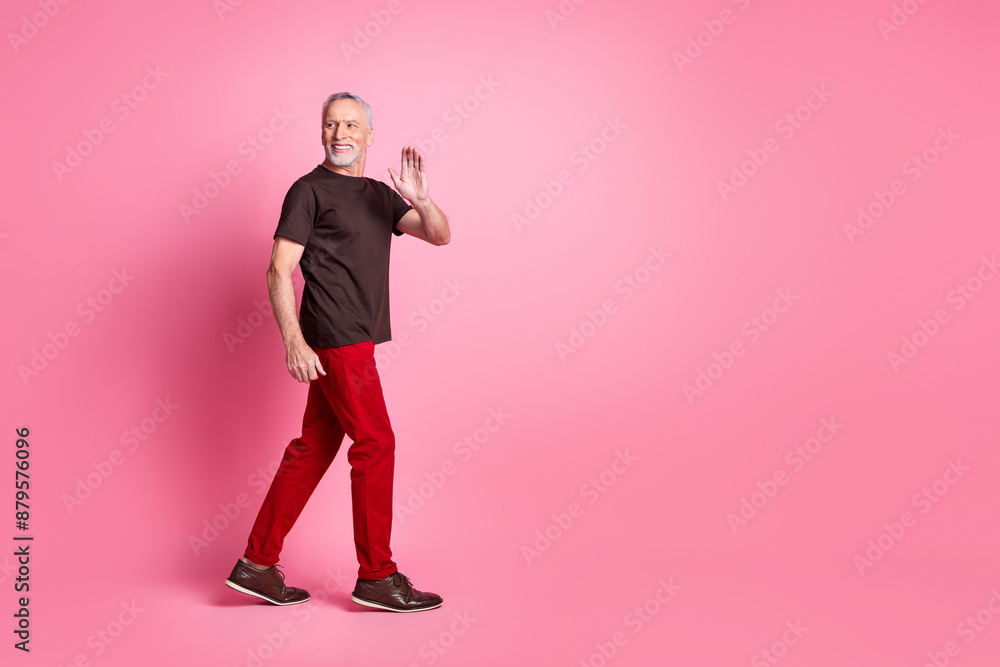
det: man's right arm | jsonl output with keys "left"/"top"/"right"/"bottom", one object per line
{"left": 267, "top": 236, "right": 327, "bottom": 383}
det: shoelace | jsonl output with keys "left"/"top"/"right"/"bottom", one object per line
{"left": 273, "top": 564, "right": 288, "bottom": 592}
{"left": 392, "top": 572, "right": 413, "bottom": 599}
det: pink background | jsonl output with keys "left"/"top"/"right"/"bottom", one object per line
{"left": 3, "top": 0, "right": 999, "bottom": 665}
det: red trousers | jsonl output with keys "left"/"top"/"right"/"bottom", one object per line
{"left": 244, "top": 341, "right": 398, "bottom": 580}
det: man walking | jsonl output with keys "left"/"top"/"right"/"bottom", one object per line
{"left": 225, "top": 92, "right": 450, "bottom": 612}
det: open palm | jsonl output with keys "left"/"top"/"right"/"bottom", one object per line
{"left": 388, "top": 146, "right": 429, "bottom": 204}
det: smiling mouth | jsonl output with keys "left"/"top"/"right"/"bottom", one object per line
{"left": 331, "top": 143, "right": 353, "bottom": 153}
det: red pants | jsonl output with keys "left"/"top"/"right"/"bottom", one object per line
{"left": 244, "top": 341, "right": 398, "bottom": 580}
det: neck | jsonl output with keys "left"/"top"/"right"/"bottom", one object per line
{"left": 320, "top": 155, "right": 366, "bottom": 178}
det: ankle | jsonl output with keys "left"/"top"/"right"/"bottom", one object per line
{"left": 241, "top": 557, "right": 272, "bottom": 571}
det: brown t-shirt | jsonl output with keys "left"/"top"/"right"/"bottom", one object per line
{"left": 274, "top": 165, "right": 412, "bottom": 348}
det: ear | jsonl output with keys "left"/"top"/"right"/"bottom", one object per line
{"left": 367, "top": 127, "right": 374, "bottom": 147}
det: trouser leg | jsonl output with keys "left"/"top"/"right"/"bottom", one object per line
{"left": 315, "top": 341, "right": 398, "bottom": 580}
{"left": 244, "top": 380, "right": 345, "bottom": 566}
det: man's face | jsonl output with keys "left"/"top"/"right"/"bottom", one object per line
{"left": 321, "top": 98, "right": 372, "bottom": 168}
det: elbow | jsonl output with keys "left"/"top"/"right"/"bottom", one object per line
{"left": 432, "top": 226, "right": 451, "bottom": 246}
{"left": 266, "top": 263, "right": 289, "bottom": 286}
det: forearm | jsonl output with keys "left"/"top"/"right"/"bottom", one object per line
{"left": 266, "top": 268, "right": 307, "bottom": 349}
{"left": 412, "top": 198, "right": 450, "bottom": 245}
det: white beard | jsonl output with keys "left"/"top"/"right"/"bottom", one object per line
{"left": 326, "top": 143, "right": 360, "bottom": 168}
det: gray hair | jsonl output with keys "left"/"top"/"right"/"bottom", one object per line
{"left": 321, "top": 92, "right": 373, "bottom": 129}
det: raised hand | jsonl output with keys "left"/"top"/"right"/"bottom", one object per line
{"left": 388, "top": 146, "right": 430, "bottom": 205}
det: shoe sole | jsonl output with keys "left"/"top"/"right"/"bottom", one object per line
{"left": 224, "top": 578, "right": 310, "bottom": 606}
{"left": 350, "top": 593, "right": 443, "bottom": 612}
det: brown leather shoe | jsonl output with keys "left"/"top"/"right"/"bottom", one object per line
{"left": 224, "top": 560, "right": 310, "bottom": 605}
{"left": 351, "top": 571, "right": 443, "bottom": 612}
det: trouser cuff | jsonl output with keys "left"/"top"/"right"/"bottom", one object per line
{"left": 358, "top": 563, "right": 398, "bottom": 581}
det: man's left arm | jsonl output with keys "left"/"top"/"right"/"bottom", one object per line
{"left": 389, "top": 145, "right": 451, "bottom": 246}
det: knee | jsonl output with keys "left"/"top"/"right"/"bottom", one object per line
{"left": 281, "top": 438, "right": 318, "bottom": 467}
{"left": 348, "top": 432, "right": 394, "bottom": 462}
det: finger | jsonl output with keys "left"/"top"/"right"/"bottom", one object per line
{"left": 296, "top": 364, "right": 307, "bottom": 381}
{"left": 305, "top": 353, "right": 325, "bottom": 378}
{"left": 404, "top": 145, "right": 415, "bottom": 173}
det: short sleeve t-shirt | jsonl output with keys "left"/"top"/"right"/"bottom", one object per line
{"left": 274, "top": 165, "right": 413, "bottom": 349}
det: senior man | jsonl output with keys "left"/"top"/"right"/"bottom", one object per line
{"left": 225, "top": 92, "right": 450, "bottom": 612}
